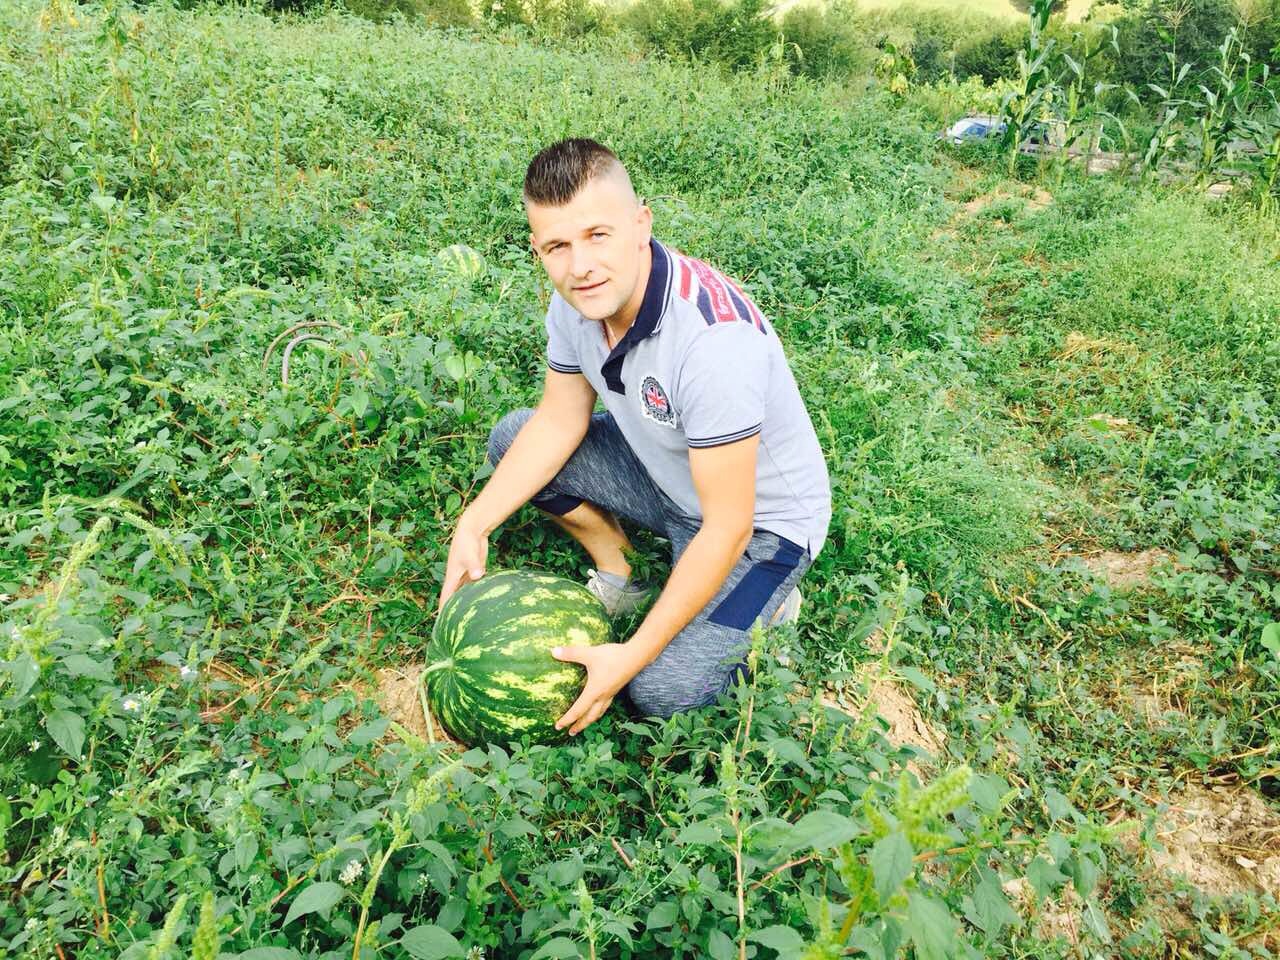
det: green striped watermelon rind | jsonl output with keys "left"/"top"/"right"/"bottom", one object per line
{"left": 435, "top": 243, "right": 486, "bottom": 279}
{"left": 424, "top": 570, "right": 610, "bottom": 746}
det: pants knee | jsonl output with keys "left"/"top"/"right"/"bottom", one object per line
{"left": 625, "top": 662, "right": 746, "bottom": 719}
{"left": 624, "top": 671, "right": 683, "bottom": 719}
{"left": 486, "top": 408, "right": 534, "bottom": 467}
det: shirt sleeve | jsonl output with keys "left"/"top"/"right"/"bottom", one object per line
{"left": 675, "top": 323, "right": 770, "bottom": 448}
{"left": 544, "top": 296, "right": 581, "bottom": 374}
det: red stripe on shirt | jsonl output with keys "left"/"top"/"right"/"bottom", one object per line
{"left": 689, "top": 258, "right": 737, "bottom": 323}
{"left": 725, "top": 275, "right": 767, "bottom": 332}
{"left": 679, "top": 258, "right": 692, "bottom": 300}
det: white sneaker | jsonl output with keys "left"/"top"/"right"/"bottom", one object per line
{"left": 770, "top": 586, "right": 802, "bottom": 626}
{"left": 771, "top": 587, "right": 803, "bottom": 666}
{"left": 585, "top": 568, "right": 653, "bottom": 617}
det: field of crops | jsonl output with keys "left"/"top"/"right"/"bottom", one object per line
{"left": 2, "top": 0, "right": 1279, "bottom": 957}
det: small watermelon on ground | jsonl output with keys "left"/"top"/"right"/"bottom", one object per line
{"left": 424, "top": 569, "right": 610, "bottom": 746}
{"left": 435, "top": 243, "right": 485, "bottom": 279}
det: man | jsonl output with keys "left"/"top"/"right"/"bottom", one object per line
{"left": 439, "top": 138, "right": 831, "bottom": 736}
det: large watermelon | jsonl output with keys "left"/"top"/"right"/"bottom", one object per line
{"left": 435, "top": 243, "right": 486, "bottom": 280}
{"left": 424, "top": 570, "right": 610, "bottom": 746}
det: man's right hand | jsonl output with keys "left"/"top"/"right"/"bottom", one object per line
{"left": 439, "top": 517, "right": 489, "bottom": 610}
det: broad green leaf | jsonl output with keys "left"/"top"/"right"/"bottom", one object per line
{"left": 235, "top": 833, "right": 259, "bottom": 873}
{"left": 529, "top": 937, "right": 581, "bottom": 959}
{"left": 1043, "top": 788, "right": 1075, "bottom": 822}
{"left": 548, "top": 857, "right": 584, "bottom": 886}
{"left": 498, "top": 816, "right": 537, "bottom": 839}
{"left": 283, "top": 881, "right": 345, "bottom": 926}
{"left": 601, "top": 920, "right": 633, "bottom": 948}
{"left": 1070, "top": 853, "right": 1099, "bottom": 897}
{"left": 90, "top": 193, "right": 117, "bottom": 213}
{"left": 706, "top": 928, "right": 736, "bottom": 960}
{"left": 46, "top": 709, "right": 85, "bottom": 759}
{"left": 322, "top": 697, "right": 350, "bottom": 723}
{"left": 1082, "top": 898, "right": 1112, "bottom": 942}
{"left": 443, "top": 354, "right": 466, "bottom": 381}
{"left": 400, "top": 925, "right": 465, "bottom": 959}
{"left": 966, "top": 873, "right": 1019, "bottom": 936}
{"left": 787, "top": 810, "right": 859, "bottom": 853}
{"left": 646, "top": 901, "right": 678, "bottom": 929}
{"left": 767, "top": 736, "right": 816, "bottom": 776}
{"left": 749, "top": 925, "right": 805, "bottom": 954}
{"left": 907, "top": 892, "right": 957, "bottom": 960}
{"left": 232, "top": 950, "right": 302, "bottom": 960}
{"left": 5, "top": 655, "right": 39, "bottom": 699}
{"left": 968, "top": 773, "right": 1009, "bottom": 813}
{"left": 1261, "top": 623, "right": 1280, "bottom": 659}
{"left": 61, "top": 654, "right": 113, "bottom": 681}
{"left": 676, "top": 819, "right": 722, "bottom": 845}
{"left": 897, "top": 665, "right": 935, "bottom": 693}
{"left": 347, "top": 718, "right": 389, "bottom": 746}
{"left": 870, "top": 831, "right": 913, "bottom": 901}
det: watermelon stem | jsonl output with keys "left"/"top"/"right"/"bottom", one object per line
{"left": 417, "top": 659, "right": 454, "bottom": 745}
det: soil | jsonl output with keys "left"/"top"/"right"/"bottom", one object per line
{"left": 370, "top": 664, "right": 462, "bottom": 747}
{"left": 816, "top": 668, "right": 946, "bottom": 778}
{"left": 1081, "top": 549, "right": 1172, "bottom": 591}
{"left": 1134, "top": 783, "right": 1280, "bottom": 899}
{"left": 1002, "top": 877, "right": 1085, "bottom": 947}
{"left": 960, "top": 185, "right": 1053, "bottom": 217}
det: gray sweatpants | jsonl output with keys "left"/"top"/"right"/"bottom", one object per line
{"left": 487, "top": 408, "right": 812, "bottom": 719}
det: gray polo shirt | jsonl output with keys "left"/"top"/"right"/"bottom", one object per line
{"left": 545, "top": 238, "right": 832, "bottom": 558}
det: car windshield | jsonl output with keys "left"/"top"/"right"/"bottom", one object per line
{"left": 952, "top": 120, "right": 989, "bottom": 137}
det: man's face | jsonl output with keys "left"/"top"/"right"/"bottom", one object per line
{"left": 527, "top": 174, "right": 652, "bottom": 325}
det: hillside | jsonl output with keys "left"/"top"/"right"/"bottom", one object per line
{"left": 1, "top": 1, "right": 1278, "bottom": 957}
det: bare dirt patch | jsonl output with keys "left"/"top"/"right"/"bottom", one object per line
{"left": 369, "top": 664, "right": 462, "bottom": 747}
{"left": 1081, "top": 548, "right": 1173, "bottom": 591}
{"left": 864, "top": 679, "right": 944, "bottom": 757}
{"left": 815, "top": 669, "right": 946, "bottom": 777}
{"left": 959, "top": 185, "right": 1053, "bottom": 218}
{"left": 1029, "top": 187, "right": 1054, "bottom": 210}
{"left": 1124, "top": 783, "right": 1280, "bottom": 899}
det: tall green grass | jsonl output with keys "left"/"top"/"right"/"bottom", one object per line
{"left": 1, "top": 0, "right": 1278, "bottom": 956}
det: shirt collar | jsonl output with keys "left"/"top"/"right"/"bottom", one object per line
{"left": 630, "top": 237, "right": 671, "bottom": 339}
{"left": 599, "top": 238, "right": 671, "bottom": 394}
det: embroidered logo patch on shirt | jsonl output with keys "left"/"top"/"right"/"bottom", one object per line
{"left": 639, "top": 375, "right": 677, "bottom": 429}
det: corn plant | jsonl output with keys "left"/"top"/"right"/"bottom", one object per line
{"left": 1238, "top": 88, "right": 1280, "bottom": 207}
{"left": 1055, "top": 25, "right": 1122, "bottom": 180}
{"left": 1182, "top": 29, "right": 1264, "bottom": 182}
{"left": 999, "top": 0, "right": 1060, "bottom": 173}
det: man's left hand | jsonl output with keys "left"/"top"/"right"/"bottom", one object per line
{"left": 551, "top": 642, "right": 647, "bottom": 736}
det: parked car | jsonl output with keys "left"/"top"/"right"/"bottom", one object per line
{"left": 939, "top": 115, "right": 1006, "bottom": 144}
{"left": 941, "top": 115, "right": 1069, "bottom": 152}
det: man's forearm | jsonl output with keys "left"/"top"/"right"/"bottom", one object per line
{"left": 460, "top": 410, "right": 586, "bottom": 536}
{"left": 624, "top": 523, "right": 753, "bottom": 668}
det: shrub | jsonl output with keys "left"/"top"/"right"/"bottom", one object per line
{"left": 778, "top": 0, "right": 877, "bottom": 81}
{"left": 1111, "top": 0, "right": 1246, "bottom": 89}
{"left": 620, "top": 0, "right": 779, "bottom": 71}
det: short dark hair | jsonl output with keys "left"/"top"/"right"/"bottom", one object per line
{"left": 523, "top": 138, "right": 626, "bottom": 207}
